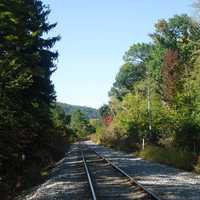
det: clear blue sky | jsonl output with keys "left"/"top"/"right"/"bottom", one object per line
{"left": 44, "top": 0, "right": 192, "bottom": 108}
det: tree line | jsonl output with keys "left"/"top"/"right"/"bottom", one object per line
{"left": 0, "top": 0, "right": 73, "bottom": 199}
{"left": 95, "top": 2, "right": 200, "bottom": 170}
{"left": 57, "top": 102, "right": 98, "bottom": 119}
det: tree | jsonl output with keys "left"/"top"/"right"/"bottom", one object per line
{"left": 150, "top": 14, "right": 200, "bottom": 101}
{"left": 151, "top": 14, "right": 200, "bottom": 63}
{"left": 0, "top": 0, "right": 60, "bottom": 128}
{"left": 109, "top": 43, "right": 150, "bottom": 100}
{"left": 70, "top": 110, "right": 95, "bottom": 138}
{"left": 99, "top": 104, "right": 114, "bottom": 126}
{"left": 161, "top": 49, "right": 180, "bottom": 104}
{"left": 123, "top": 43, "right": 151, "bottom": 64}
{"left": 51, "top": 105, "right": 71, "bottom": 130}
{"left": 96, "top": 13, "right": 200, "bottom": 156}
{"left": 0, "top": 0, "right": 60, "bottom": 197}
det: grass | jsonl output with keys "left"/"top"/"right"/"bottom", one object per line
{"left": 138, "top": 145, "right": 196, "bottom": 171}
{"left": 91, "top": 132, "right": 200, "bottom": 174}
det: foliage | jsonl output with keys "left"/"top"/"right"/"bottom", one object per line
{"left": 161, "top": 49, "right": 180, "bottom": 104}
{"left": 109, "top": 43, "right": 150, "bottom": 100}
{"left": 51, "top": 104, "right": 76, "bottom": 142}
{"left": 139, "top": 145, "right": 196, "bottom": 171}
{"left": 51, "top": 104, "right": 71, "bottom": 130}
{"left": 57, "top": 102, "right": 98, "bottom": 119}
{"left": 123, "top": 43, "right": 151, "bottom": 64}
{"left": 98, "top": 104, "right": 113, "bottom": 126}
{"left": 70, "top": 110, "right": 95, "bottom": 138}
{"left": 94, "top": 13, "right": 200, "bottom": 173}
{"left": 0, "top": 1, "right": 68, "bottom": 199}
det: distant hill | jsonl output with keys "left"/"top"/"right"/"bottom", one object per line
{"left": 57, "top": 102, "right": 98, "bottom": 119}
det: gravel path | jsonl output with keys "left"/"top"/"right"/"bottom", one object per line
{"left": 84, "top": 140, "right": 200, "bottom": 200}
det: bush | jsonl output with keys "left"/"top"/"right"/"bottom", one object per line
{"left": 139, "top": 145, "right": 196, "bottom": 170}
{"left": 174, "top": 120, "right": 200, "bottom": 153}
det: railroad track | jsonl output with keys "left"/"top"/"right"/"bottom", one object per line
{"left": 79, "top": 143, "right": 161, "bottom": 200}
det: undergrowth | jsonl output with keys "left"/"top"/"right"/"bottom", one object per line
{"left": 138, "top": 145, "right": 197, "bottom": 171}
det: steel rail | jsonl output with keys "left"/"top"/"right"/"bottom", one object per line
{"left": 80, "top": 147, "right": 97, "bottom": 200}
{"left": 86, "top": 146, "right": 161, "bottom": 200}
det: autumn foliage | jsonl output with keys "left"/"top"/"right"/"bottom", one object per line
{"left": 161, "top": 49, "right": 180, "bottom": 104}
{"left": 103, "top": 115, "right": 113, "bottom": 126}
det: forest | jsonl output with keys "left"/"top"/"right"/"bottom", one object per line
{"left": 93, "top": 2, "right": 200, "bottom": 173}
{"left": 57, "top": 102, "right": 98, "bottom": 119}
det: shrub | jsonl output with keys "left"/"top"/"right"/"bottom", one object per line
{"left": 139, "top": 145, "right": 196, "bottom": 170}
{"left": 174, "top": 120, "right": 200, "bottom": 153}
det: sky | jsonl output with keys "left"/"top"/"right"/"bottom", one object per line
{"left": 43, "top": 0, "right": 193, "bottom": 108}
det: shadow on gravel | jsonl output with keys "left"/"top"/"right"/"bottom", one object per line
{"left": 16, "top": 145, "right": 91, "bottom": 200}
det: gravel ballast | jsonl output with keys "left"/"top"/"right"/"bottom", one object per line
{"left": 18, "top": 141, "right": 200, "bottom": 200}
{"left": 18, "top": 143, "right": 91, "bottom": 200}
{"left": 84, "top": 140, "right": 200, "bottom": 200}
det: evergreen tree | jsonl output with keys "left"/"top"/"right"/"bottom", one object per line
{"left": 0, "top": 0, "right": 60, "bottom": 197}
{"left": 70, "top": 110, "right": 95, "bottom": 138}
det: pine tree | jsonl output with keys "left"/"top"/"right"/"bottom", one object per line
{"left": 0, "top": 0, "right": 60, "bottom": 196}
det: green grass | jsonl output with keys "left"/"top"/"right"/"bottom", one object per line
{"left": 91, "top": 132, "right": 200, "bottom": 174}
{"left": 138, "top": 145, "right": 196, "bottom": 171}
